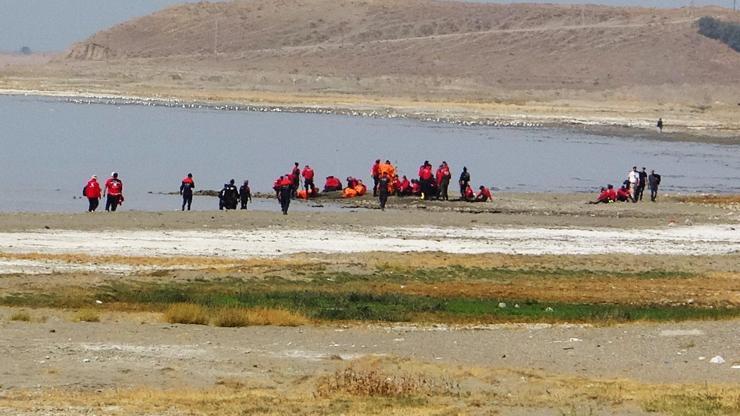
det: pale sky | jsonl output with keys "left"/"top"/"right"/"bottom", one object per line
{"left": 0, "top": 0, "right": 735, "bottom": 52}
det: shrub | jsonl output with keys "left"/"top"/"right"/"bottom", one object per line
{"left": 163, "top": 303, "right": 209, "bottom": 325}
{"left": 74, "top": 309, "right": 100, "bottom": 322}
{"left": 316, "top": 367, "right": 459, "bottom": 398}
{"left": 10, "top": 311, "right": 31, "bottom": 322}
{"left": 212, "top": 307, "right": 309, "bottom": 327}
{"left": 698, "top": 16, "right": 740, "bottom": 52}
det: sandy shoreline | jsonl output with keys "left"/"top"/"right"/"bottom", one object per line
{"left": 2, "top": 88, "right": 738, "bottom": 145}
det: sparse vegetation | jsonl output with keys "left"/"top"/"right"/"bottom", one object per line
{"left": 212, "top": 307, "right": 309, "bottom": 327}
{"left": 73, "top": 309, "right": 100, "bottom": 322}
{"left": 10, "top": 310, "right": 31, "bottom": 322}
{"left": 163, "top": 303, "right": 209, "bottom": 325}
{"left": 316, "top": 366, "right": 460, "bottom": 398}
{"left": 698, "top": 17, "right": 740, "bottom": 52}
{"left": 643, "top": 391, "right": 740, "bottom": 416}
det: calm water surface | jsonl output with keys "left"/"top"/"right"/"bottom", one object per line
{"left": 0, "top": 95, "right": 737, "bottom": 212}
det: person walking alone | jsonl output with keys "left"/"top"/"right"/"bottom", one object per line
{"left": 278, "top": 174, "right": 293, "bottom": 215}
{"left": 180, "top": 173, "right": 195, "bottom": 211}
{"left": 239, "top": 180, "right": 252, "bottom": 210}
{"left": 83, "top": 175, "right": 101, "bottom": 212}
{"left": 104, "top": 172, "right": 123, "bottom": 212}
{"left": 648, "top": 170, "right": 661, "bottom": 202}
{"left": 378, "top": 172, "right": 390, "bottom": 211}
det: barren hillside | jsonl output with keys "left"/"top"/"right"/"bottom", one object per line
{"left": 3, "top": 0, "right": 739, "bottom": 139}
{"left": 62, "top": 0, "right": 740, "bottom": 91}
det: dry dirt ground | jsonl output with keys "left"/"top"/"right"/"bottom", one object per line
{"left": 2, "top": 1, "right": 739, "bottom": 140}
{"left": 0, "top": 309, "right": 739, "bottom": 415}
{"left": 0, "top": 194, "right": 738, "bottom": 414}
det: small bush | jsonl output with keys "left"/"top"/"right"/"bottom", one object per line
{"left": 213, "top": 307, "right": 309, "bottom": 327}
{"left": 698, "top": 16, "right": 740, "bottom": 52}
{"left": 316, "top": 367, "right": 459, "bottom": 398}
{"left": 74, "top": 309, "right": 100, "bottom": 322}
{"left": 10, "top": 311, "right": 31, "bottom": 322}
{"left": 163, "top": 303, "right": 210, "bottom": 325}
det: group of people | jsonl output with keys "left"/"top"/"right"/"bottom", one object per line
{"left": 370, "top": 160, "right": 492, "bottom": 203}
{"left": 218, "top": 178, "right": 252, "bottom": 211}
{"left": 82, "top": 159, "right": 495, "bottom": 214}
{"left": 82, "top": 172, "right": 124, "bottom": 212}
{"left": 590, "top": 166, "right": 661, "bottom": 204}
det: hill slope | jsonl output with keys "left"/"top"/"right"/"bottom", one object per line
{"left": 63, "top": 0, "right": 740, "bottom": 92}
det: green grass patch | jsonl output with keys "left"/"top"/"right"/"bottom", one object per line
{"left": 2, "top": 281, "right": 733, "bottom": 324}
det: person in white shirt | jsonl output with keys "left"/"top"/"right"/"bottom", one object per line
{"left": 627, "top": 166, "right": 639, "bottom": 202}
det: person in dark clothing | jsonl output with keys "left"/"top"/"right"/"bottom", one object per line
{"left": 290, "top": 162, "right": 301, "bottom": 199}
{"left": 636, "top": 167, "right": 648, "bottom": 202}
{"left": 458, "top": 167, "right": 470, "bottom": 200}
{"left": 219, "top": 179, "right": 239, "bottom": 210}
{"left": 277, "top": 175, "right": 293, "bottom": 215}
{"left": 378, "top": 172, "right": 390, "bottom": 211}
{"left": 239, "top": 180, "right": 252, "bottom": 210}
{"left": 657, "top": 118, "right": 663, "bottom": 133}
{"left": 648, "top": 170, "right": 661, "bottom": 202}
{"left": 180, "top": 173, "right": 195, "bottom": 211}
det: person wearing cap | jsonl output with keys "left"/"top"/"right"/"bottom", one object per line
{"left": 180, "top": 173, "right": 195, "bottom": 211}
{"left": 103, "top": 172, "right": 124, "bottom": 212}
{"left": 83, "top": 175, "right": 101, "bottom": 212}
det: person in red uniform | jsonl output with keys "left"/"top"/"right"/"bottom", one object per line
{"left": 371, "top": 159, "right": 381, "bottom": 196}
{"left": 418, "top": 161, "right": 434, "bottom": 199}
{"left": 397, "top": 175, "right": 411, "bottom": 196}
{"left": 104, "top": 172, "right": 124, "bottom": 212}
{"left": 410, "top": 179, "right": 422, "bottom": 196}
{"left": 475, "top": 186, "right": 493, "bottom": 202}
{"left": 437, "top": 162, "right": 451, "bottom": 200}
{"left": 463, "top": 184, "right": 475, "bottom": 201}
{"left": 324, "top": 176, "right": 342, "bottom": 192}
{"left": 606, "top": 184, "right": 617, "bottom": 201}
{"left": 616, "top": 185, "right": 631, "bottom": 202}
{"left": 180, "top": 173, "right": 195, "bottom": 211}
{"left": 346, "top": 176, "right": 359, "bottom": 189}
{"left": 278, "top": 174, "right": 294, "bottom": 215}
{"left": 302, "top": 165, "right": 315, "bottom": 195}
{"left": 290, "top": 162, "right": 301, "bottom": 199}
{"left": 83, "top": 175, "right": 101, "bottom": 212}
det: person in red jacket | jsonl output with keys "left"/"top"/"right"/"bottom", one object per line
{"left": 397, "top": 175, "right": 411, "bottom": 196}
{"left": 418, "top": 161, "right": 434, "bottom": 200}
{"left": 437, "top": 161, "right": 451, "bottom": 201}
{"left": 323, "top": 176, "right": 342, "bottom": 192}
{"left": 83, "top": 175, "right": 101, "bottom": 212}
{"left": 371, "top": 159, "right": 381, "bottom": 197}
{"left": 103, "top": 172, "right": 124, "bottom": 212}
{"left": 180, "top": 173, "right": 195, "bottom": 211}
{"left": 475, "top": 186, "right": 493, "bottom": 202}
{"left": 278, "top": 174, "right": 294, "bottom": 214}
{"left": 302, "top": 165, "right": 315, "bottom": 195}
{"left": 463, "top": 184, "right": 475, "bottom": 201}
{"left": 290, "top": 162, "right": 301, "bottom": 199}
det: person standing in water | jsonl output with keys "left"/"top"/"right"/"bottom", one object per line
{"left": 239, "top": 180, "right": 252, "bottom": 210}
{"left": 83, "top": 175, "right": 101, "bottom": 212}
{"left": 180, "top": 173, "right": 195, "bottom": 211}
{"left": 657, "top": 118, "right": 664, "bottom": 133}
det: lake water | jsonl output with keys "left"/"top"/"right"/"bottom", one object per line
{"left": 0, "top": 95, "right": 738, "bottom": 213}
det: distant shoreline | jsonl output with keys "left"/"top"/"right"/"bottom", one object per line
{"left": 2, "top": 88, "right": 738, "bottom": 146}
